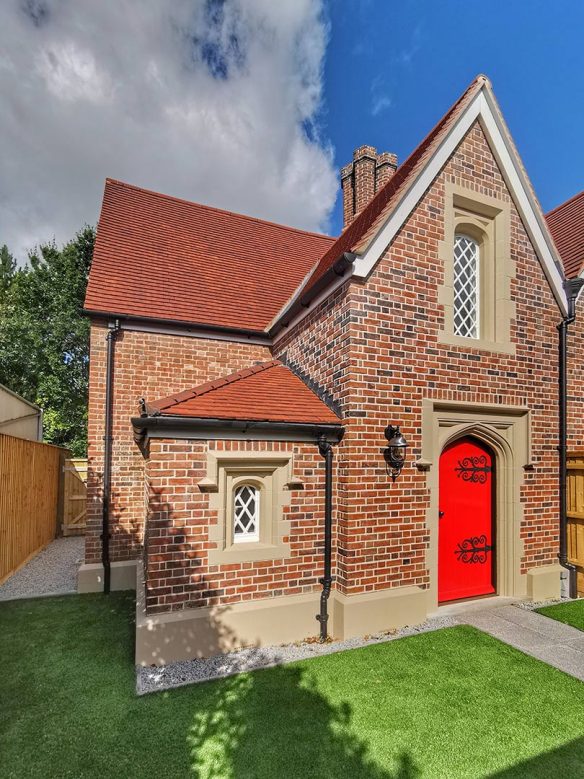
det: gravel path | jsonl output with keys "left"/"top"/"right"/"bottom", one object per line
{"left": 0, "top": 537, "right": 84, "bottom": 601}
{"left": 137, "top": 614, "right": 459, "bottom": 695}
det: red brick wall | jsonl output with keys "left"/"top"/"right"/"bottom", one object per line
{"left": 276, "top": 120, "right": 572, "bottom": 596}
{"left": 144, "top": 439, "right": 333, "bottom": 614}
{"left": 275, "top": 283, "right": 355, "bottom": 594}
{"left": 86, "top": 325, "right": 270, "bottom": 564}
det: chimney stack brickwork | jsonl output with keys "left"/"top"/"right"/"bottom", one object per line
{"left": 375, "top": 151, "right": 398, "bottom": 191}
{"left": 341, "top": 146, "right": 398, "bottom": 228}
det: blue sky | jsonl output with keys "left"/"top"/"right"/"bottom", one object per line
{"left": 2, "top": 1, "right": 582, "bottom": 256}
{"left": 323, "top": 0, "right": 584, "bottom": 235}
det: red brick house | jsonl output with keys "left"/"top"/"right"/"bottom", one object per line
{"left": 80, "top": 75, "right": 584, "bottom": 666}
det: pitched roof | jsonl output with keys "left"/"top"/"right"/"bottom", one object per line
{"left": 546, "top": 191, "right": 584, "bottom": 278}
{"left": 84, "top": 179, "right": 334, "bottom": 332}
{"left": 288, "top": 75, "right": 485, "bottom": 306}
{"left": 149, "top": 360, "right": 341, "bottom": 425}
{"left": 87, "top": 75, "right": 569, "bottom": 337}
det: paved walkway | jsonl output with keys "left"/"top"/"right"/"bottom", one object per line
{"left": 458, "top": 604, "right": 584, "bottom": 681}
{"left": 0, "top": 537, "right": 83, "bottom": 601}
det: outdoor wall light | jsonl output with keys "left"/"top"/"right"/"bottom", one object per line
{"left": 384, "top": 425, "right": 408, "bottom": 482}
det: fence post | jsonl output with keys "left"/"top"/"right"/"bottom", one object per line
{"left": 56, "top": 448, "right": 70, "bottom": 538}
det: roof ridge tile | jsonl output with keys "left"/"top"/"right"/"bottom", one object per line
{"left": 546, "top": 190, "right": 584, "bottom": 218}
{"left": 104, "top": 178, "right": 334, "bottom": 242}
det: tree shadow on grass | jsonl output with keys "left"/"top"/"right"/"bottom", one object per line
{"left": 187, "top": 662, "right": 420, "bottom": 779}
{"left": 486, "top": 735, "right": 584, "bottom": 778}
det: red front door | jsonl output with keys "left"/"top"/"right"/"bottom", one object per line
{"left": 438, "top": 436, "right": 495, "bottom": 603}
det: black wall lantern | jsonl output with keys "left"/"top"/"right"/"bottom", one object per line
{"left": 384, "top": 425, "right": 408, "bottom": 481}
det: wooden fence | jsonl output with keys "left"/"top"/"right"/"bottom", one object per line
{"left": 567, "top": 451, "right": 584, "bottom": 596}
{"left": 62, "top": 458, "right": 88, "bottom": 536}
{"left": 0, "top": 433, "right": 67, "bottom": 584}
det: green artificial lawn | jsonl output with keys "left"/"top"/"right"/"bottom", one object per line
{"left": 536, "top": 598, "right": 584, "bottom": 631}
{"left": 2, "top": 594, "right": 584, "bottom": 778}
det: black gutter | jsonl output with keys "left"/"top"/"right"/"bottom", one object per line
{"left": 558, "top": 277, "right": 584, "bottom": 598}
{"left": 268, "top": 252, "right": 357, "bottom": 338}
{"left": 317, "top": 435, "right": 334, "bottom": 641}
{"left": 131, "top": 413, "right": 344, "bottom": 443}
{"left": 85, "top": 253, "right": 357, "bottom": 344}
{"left": 82, "top": 309, "right": 269, "bottom": 342}
{"left": 102, "top": 319, "right": 121, "bottom": 594}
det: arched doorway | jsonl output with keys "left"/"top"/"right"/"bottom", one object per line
{"left": 438, "top": 436, "right": 496, "bottom": 603}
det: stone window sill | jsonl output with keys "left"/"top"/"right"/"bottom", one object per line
{"left": 208, "top": 541, "right": 290, "bottom": 565}
{"left": 438, "top": 332, "right": 515, "bottom": 355}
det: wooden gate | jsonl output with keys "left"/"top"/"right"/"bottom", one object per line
{"left": 567, "top": 451, "right": 584, "bottom": 596}
{"left": 62, "top": 458, "right": 88, "bottom": 536}
{"left": 0, "top": 433, "right": 66, "bottom": 584}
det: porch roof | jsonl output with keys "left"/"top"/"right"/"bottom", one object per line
{"left": 145, "top": 360, "right": 342, "bottom": 427}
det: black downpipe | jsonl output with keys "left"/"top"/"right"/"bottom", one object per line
{"left": 102, "top": 319, "right": 121, "bottom": 594}
{"left": 317, "top": 435, "right": 334, "bottom": 641}
{"left": 558, "top": 278, "right": 584, "bottom": 599}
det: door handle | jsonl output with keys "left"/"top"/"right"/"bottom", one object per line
{"left": 439, "top": 510, "right": 445, "bottom": 519}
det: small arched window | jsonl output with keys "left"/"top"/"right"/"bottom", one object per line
{"left": 233, "top": 484, "right": 260, "bottom": 543}
{"left": 453, "top": 234, "right": 479, "bottom": 339}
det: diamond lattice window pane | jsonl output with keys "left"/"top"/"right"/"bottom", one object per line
{"left": 453, "top": 235, "right": 479, "bottom": 338}
{"left": 233, "top": 485, "right": 259, "bottom": 542}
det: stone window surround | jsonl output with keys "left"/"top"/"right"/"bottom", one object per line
{"left": 198, "top": 451, "right": 303, "bottom": 564}
{"left": 438, "top": 182, "right": 515, "bottom": 354}
{"left": 418, "top": 398, "right": 532, "bottom": 610}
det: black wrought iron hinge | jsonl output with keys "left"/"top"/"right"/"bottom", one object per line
{"left": 455, "top": 535, "right": 492, "bottom": 564}
{"left": 454, "top": 456, "right": 492, "bottom": 484}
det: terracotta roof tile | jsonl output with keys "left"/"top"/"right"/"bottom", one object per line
{"left": 85, "top": 180, "right": 334, "bottom": 332}
{"left": 87, "top": 76, "right": 495, "bottom": 334}
{"left": 150, "top": 360, "right": 341, "bottom": 425}
{"left": 546, "top": 191, "right": 584, "bottom": 278}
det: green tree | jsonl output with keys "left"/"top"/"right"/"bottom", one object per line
{"left": 0, "top": 227, "right": 94, "bottom": 456}
{"left": 0, "top": 244, "right": 16, "bottom": 299}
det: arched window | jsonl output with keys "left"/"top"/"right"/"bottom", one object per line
{"left": 233, "top": 484, "right": 260, "bottom": 543}
{"left": 453, "top": 235, "right": 479, "bottom": 339}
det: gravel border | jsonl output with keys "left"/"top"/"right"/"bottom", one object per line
{"left": 136, "top": 614, "right": 459, "bottom": 695}
{"left": 514, "top": 598, "right": 567, "bottom": 611}
{"left": 0, "top": 537, "right": 84, "bottom": 601}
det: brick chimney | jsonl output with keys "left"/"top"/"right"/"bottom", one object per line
{"left": 341, "top": 146, "right": 398, "bottom": 228}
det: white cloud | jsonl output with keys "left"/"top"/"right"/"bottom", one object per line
{"left": 370, "top": 74, "right": 392, "bottom": 117}
{"left": 371, "top": 94, "right": 392, "bottom": 117}
{"left": 0, "top": 0, "right": 337, "bottom": 260}
{"left": 37, "top": 43, "right": 112, "bottom": 103}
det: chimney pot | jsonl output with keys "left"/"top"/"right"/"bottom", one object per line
{"left": 341, "top": 146, "right": 398, "bottom": 228}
